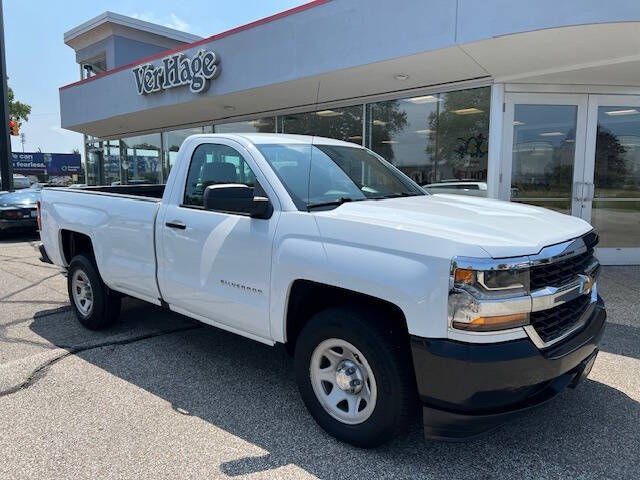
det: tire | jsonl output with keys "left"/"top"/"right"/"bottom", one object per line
{"left": 294, "top": 306, "right": 416, "bottom": 448}
{"left": 67, "top": 254, "right": 121, "bottom": 330}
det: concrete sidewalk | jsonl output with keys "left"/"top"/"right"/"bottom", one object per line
{"left": 0, "top": 235, "right": 638, "bottom": 479}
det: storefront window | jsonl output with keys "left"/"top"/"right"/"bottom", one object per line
{"left": 281, "top": 106, "right": 363, "bottom": 145}
{"left": 163, "top": 126, "right": 213, "bottom": 174}
{"left": 85, "top": 139, "right": 102, "bottom": 186}
{"left": 121, "top": 133, "right": 162, "bottom": 185}
{"left": 103, "top": 140, "right": 121, "bottom": 186}
{"left": 215, "top": 118, "right": 276, "bottom": 134}
{"left": 367, "top": 97, "right": 436, "bottom": 185}
{"left": 366, "top": 87, "right": 490, "bottom": 194}
{"left": 435, "top": 88, "right": 490, "bottom": 188}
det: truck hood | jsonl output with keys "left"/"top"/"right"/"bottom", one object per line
{"left": 316, "top": 194, "right": 592, "bottom": 258}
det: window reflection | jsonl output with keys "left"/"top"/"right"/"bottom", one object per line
{"left": 592, "top": 106, "right": 640, "bottom": 247}
{"left": 281, "top": 106, "right": 363, "bottom": 145}
{"left": 215, "top": 118, "right": 276, "bottom": 134}
{"left": 163, "top": 126, "right": 212, "bottom": 174}
{"left": 511, "top": 104, "right": 577, "bottom": 213}
{"left": 120, "top": 134, "right": 162, "bottom": 185}
{"left": 366, "top": 87, "right": 490, "bottom": 195}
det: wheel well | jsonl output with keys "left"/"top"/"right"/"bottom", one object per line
{"left": 285, "top": 280, "right": 409, "bottom": 353}
{"left": 60, "top": 230, "right": 94, "bottom": 265}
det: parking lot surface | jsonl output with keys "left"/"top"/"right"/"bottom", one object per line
{"left": 0, "top": 234, "right": 638, "bottom": 479}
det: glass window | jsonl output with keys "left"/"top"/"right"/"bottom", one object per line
{"left": 591, "top": 106, "right": 640, "bottom": 247}
{"left": 215, "top": 118, "right": 276, "bottom": 134}
{"left": 366, "top": 87, "right": 490, "bottom": 194}
{"left": 163, "top": 126, "right": 212, "bottom": 174}
{"left": 103, "top": 140, "right": 121, "bottom": 186}
{"left": 435, "top": 88, "right": 490, "bottom": 187}
{"left": 184, "top": 143, "right": 256, "bottom": 207}
{"left": 85, "top": 139, "right": 102, "bottom": 186}
{"left": 121, "top": 133, "right": 162, "bottom": 185}
{"left": 281, "top": 106, "right": 363, "bottom": 145}
{"left": 511, "top": 104, "right": 578, "bottom": 213}
{"left": 256, "top": 143, "right": 424, "bottom": 210}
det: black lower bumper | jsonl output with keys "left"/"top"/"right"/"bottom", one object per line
{"left": 411, "top": 297, "right": 606, "bottom": 441}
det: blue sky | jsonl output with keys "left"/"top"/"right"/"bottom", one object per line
{"left": 4, "top": 0, "right": 307, "bottom": 156}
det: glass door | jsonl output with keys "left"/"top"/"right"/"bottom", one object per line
{"left": 502, "top": 93, "right": 589, "bottom": 216}
{"left": 584, "top": 95, "right": 640, "bottom": 264}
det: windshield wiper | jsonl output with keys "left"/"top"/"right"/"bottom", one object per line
{"left": 373, "top": 192, "right": 422, "bottom": 199}
{"left": 307, "top": 197, "right": 361, "bottom": 211}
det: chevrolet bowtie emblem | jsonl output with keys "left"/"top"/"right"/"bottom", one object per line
{"left": 578, "top": 274, "right": 595, "bottom": 295}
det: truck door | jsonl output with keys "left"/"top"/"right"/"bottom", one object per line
{"left": 156, "top": 139, "right": 280, "bottom": 341}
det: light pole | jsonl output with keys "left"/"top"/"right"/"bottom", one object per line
{"left": 0, "top": 0, "right": 14, "bottom": 191}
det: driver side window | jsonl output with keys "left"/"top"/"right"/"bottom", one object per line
{"left": 184, "top": 143, "right": 257, "bottom": 207}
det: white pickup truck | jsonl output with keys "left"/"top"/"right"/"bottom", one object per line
{"left": 38, "top": 134, "right": 605, "bottom": 447}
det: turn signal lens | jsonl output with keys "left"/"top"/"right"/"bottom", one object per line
{"left": 454, "top": 268, "right": 475, "bottom": 285}
{"left": 452, "top": 313, "right": 529, "bottom": 332}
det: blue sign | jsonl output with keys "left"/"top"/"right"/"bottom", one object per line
{"left": 11, "top": 152, "right": 81, "bottom": 175}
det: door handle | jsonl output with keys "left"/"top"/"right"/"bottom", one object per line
{"left": 165, "top": 221, "right": 186, "bottom": 230}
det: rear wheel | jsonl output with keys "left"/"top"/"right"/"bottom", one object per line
{"left": 67, "top": 254, "right": 121, "bottom": 330}
{"left": 294, "top": 306, "right": 416, "bottom": 448}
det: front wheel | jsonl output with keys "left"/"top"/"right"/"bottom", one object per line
{"left": 294, "top": 306, "right": 416, "bottom": 448}
{"left": 67, "top": 254, "right": 121, "bottom": 330}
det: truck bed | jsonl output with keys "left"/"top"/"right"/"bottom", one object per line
{"left": 66, "top": 184, "right": 165, "bottom": 200}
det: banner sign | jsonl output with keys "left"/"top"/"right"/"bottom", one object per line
{"left": 11, "top": 152, "right": 81, "bottom": 175}
{"left": 133, "top": 49, "right": 221, "bottom": 95}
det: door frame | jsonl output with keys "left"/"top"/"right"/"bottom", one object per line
{"left": 584, "top": 94, "right": 640, "bottom": 265}
{"left": 500, "top": 93, "right": 590, "bottom": 219}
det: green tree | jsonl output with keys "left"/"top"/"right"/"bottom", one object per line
{"left": 8, "top": 86, "right": 31, "bottom": 122}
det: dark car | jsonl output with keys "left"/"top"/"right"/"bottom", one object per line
{"left": 0, "top": 187, "right": 41, "bottom": 232}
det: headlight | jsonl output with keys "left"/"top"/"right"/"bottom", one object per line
{"left": 449, "top": 262, "right": 531, "bottom": 332}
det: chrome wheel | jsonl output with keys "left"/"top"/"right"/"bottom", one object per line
{"left": 71, "top": 269, "right": 93, "bottom": 317}
{"left": 310, "top": 338, "right": 377, "bottom": 425}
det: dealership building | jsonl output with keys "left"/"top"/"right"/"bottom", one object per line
{"left": 60, "top": 0, "right": 640, "bottom": 265}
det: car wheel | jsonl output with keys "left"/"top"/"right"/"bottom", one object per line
{"left": 67, "top": 254, "right": 121, "bottom": 330}
{"left": 294, "top": 306, "right": 416, "bottom": 448}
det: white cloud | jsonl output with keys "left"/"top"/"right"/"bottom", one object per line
{"left": 130, "top": 12, "right": 191, "bottom": 33}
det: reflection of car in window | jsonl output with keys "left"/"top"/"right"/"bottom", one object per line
{"left": 423, "top": 180, "right": 487, "bottom": 197}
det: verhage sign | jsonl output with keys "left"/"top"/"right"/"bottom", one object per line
{"left": 12, "top": 152, "right": 81, "bottom": 175}
{"left": 133, "top": 49, "right": 221, "bottom": 95}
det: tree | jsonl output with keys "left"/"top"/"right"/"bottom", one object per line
{"left": 8, "top": 86, "right": 31, "bottom": 122}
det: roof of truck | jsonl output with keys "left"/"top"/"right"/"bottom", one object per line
{"left": 191, "top": 133, "right": 365, "bottom": 147}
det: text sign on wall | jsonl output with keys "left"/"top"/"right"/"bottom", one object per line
{"left": 132, "top": 50, "right": 221, "bottom": 95}
{"left": 11, "top": 153, "right": 81, "bottom": 175}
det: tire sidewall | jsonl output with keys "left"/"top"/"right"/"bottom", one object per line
{"left": 294, "top": 308, "right": 406, "bottom": 447}
{"left": 67, "top": 255, "right": 106, "bottom": 328}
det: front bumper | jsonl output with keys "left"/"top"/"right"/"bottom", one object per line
{"left": 411, "top": 296, "right": 606, "bottom": 441}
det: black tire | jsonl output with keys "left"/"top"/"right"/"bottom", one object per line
{"left": 67, "top": 254, "right": 121, "bottom": 330}
{"left": 294, "top": 306, "right": 416, "bottom": 448}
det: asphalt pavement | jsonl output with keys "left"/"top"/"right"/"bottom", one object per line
{"left": 0, "top": 233, "right": 638, "bottom": 479}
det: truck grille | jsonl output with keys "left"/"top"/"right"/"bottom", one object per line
{"left": 529, "top": 231, "right": 599, "bottom": 345}
{"left": 530, "top": 294, "right": 592, "bottom": 344}
{"left": 529, "top": 250, "right": 595, "bottom": 290}
{"left": 529, "top": 231, "right": 599, "bottom": 291}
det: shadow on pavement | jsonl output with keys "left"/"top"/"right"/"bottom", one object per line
{"left": 29, "top": 304, "right": 640, "bottom": 480}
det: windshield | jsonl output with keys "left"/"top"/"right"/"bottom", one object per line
{"left": 257, "top": 143, "right": 425, "bottom": 210}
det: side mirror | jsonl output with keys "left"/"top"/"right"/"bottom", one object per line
{"left": 203, "top": 184, "right": 272, "bottom": 219}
